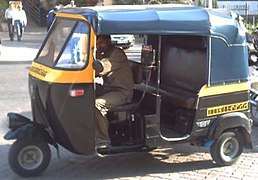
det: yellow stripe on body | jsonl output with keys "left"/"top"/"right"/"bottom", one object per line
{"left": 199, "top": 82, "right": 249, "bottom": 97}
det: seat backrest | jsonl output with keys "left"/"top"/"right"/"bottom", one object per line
{"left": 161, "top": 46, "right": 207, "bottom": 94}
{"left": 128, "top": 60, "right": 143, "bottom": 84}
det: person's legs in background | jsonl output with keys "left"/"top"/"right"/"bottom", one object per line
{"left": 14, "top": 20, "right": 21, "bottom": 41}
{"left": 7, "top": 18, "right": 14, "bottom": 41}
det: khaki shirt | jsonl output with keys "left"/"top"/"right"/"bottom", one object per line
{"left": 99, "top": 47, "right": 134, "bottom": 102}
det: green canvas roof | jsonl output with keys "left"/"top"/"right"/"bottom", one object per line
{"left": 59, "top": 4, "right": 246, "bottom": 45}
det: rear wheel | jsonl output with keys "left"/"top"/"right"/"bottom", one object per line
{"left": 210, "top": 131, "right": 244, "bottom": 166}
{"left": 8, "top": 138, "right": 51, "bottom": 177}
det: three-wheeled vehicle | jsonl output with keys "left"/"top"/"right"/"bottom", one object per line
{"left": 4, "top": 4, "right": 253, "bottom": 177}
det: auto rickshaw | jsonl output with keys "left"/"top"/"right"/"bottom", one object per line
{"left": 4, "top": 4, "right": 253, "bottom": 177}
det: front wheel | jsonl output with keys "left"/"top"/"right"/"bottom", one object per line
{"left": 210, "top": 131, "right": 244, "bottom": 166}
{"left": 8, "top": 138, "right": 51, "bottom": 177}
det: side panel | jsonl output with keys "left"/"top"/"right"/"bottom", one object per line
{"left": 210, "top": 38, "right": 249, "bottom": 85}
{"left": 191, "top": 83, "right": 250, "bottom": 138}
{"left": 28, "top": 15, "right": 96, "bottom": 155}
{"left": 29, "top": 76, "right": 95, "bottom": 155}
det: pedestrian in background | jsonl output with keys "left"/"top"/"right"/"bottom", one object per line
{"left": 65, "top": 0, "right": 76, "bottom": 8}
{"left": 12, "top": 4, "right": 27, "bottom": 41}
{"left": 46, "top": 5, "right": 61, "bottom": 31}
{"left": 70, "top": 0, "right": 76, "bottom": 7}
{"left": 4, "top": 2, "right": 15, "bottom": 41}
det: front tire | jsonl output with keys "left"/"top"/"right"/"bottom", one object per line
{"left": 210, "top": 131, "right": 244, "bottom": 166}
{"left": 8, "top": 138, "right": 51, "bottom": 177}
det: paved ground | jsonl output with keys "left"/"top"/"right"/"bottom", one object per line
{"left": 0, "top": 23, "right": 258, "bottom": 179}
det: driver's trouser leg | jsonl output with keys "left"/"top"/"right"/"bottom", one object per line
{"left": 95, "top": 92, "right": 125, "bottom": 143}
{"left": 95, "top": 108, "right": 110, "bottom": 141}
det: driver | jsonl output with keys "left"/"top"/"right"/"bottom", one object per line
{"left": 95, "top": 35, "right": 134, "bottom": 146}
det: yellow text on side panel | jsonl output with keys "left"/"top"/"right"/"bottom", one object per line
{"left": 29, "top": 62, "right": 94, "bottom": 83}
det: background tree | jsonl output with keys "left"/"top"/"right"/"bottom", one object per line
{"left": 55, "top": 0, "right": 98, "bottom": 6}
{"left": 0, "top": 0, "right": 8, "bottom": 22}
{"left": 113, "top": 0, "right": 188, "bottom": 5}
{"left": 113, "top": 0, "right": 142, "bottom": 5}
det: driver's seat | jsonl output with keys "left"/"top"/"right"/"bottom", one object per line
{"left": 107, "top": 60, "right": 144, "bottom": 144}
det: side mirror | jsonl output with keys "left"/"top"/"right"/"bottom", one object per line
{"left": 93, "top": 60, "right": 104, "bottom": 74}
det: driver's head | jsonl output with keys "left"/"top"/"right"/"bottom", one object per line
{"left": 97, "top": 35, "right": 112, "bottom": 53}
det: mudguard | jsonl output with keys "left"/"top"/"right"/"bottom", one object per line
{"left": 4, "top": 123, "right": 36, "bottom": 140}
{"left": 4, "top": 113, "right": 53, "bottom": 144}
{"left": 208, "top": 112, "right": 253, "bottom": 149}
{"left": 6, "top": 112, "right": 31, "bottom": 130}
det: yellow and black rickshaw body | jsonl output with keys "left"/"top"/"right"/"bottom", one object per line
{"left": 4, "top": 5, "right": 253, "bottom": 177}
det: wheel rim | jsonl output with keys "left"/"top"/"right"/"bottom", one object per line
{"left": 220, "top": 137, "right": 239, "bottom": 162}
{"left": 18, "top": 145, "right": 44, "bottom": 170}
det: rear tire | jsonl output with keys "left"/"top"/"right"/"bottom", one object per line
{"left": 210, "top": 131, "right": 244, "bottom": 166}
{"left": 8, "top": 138, "right": 51, "bottom": 177}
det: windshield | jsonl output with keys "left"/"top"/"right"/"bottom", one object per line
{"left": 35, "top": 18, "right": 90, "bottom": 69}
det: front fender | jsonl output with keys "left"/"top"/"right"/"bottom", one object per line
{"left": 7, "top": 112, "right": 31, "bottom": 130}
{"left": 208, "top": 112, "right": 253, "bottom": 149}
{"left": 4, "top": 123, "right": 35, "bottom": 140}
{"left": 4, "top": 122, "right": 54, "bottom": 145}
